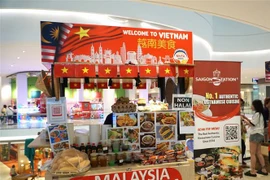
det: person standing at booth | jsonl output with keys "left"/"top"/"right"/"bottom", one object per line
{"left": 241, "top": 100, "right": 268, "bottom": 177}
{"left": 263, "top": 97, "right": 270, "bottom": 142}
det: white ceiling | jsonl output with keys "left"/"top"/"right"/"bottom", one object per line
{"left": 0, "top": 0, "right": 269, "bottom": 84}
{"left": 138, "top": 0, "right": 270, "bottom": 31}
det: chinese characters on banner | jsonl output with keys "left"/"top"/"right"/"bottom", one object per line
{"left": 193, "top": 61, "right": 242, "bottom": 180}
{"left": 41, "top": 21, "right": 193, "bottom": 67}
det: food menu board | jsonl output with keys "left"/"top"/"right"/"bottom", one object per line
{"left": 109, "top": 112, "right": 178, "bottom": 152}
{"left": 48, "top": 124, "right": 70, "bottom": 153}
{"left": 193, "top": 61, "right": 242, "bottom": 179}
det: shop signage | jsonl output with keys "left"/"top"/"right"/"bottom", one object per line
{"left": 71, "top": 168, "right": 182, "bottom": 180}
{"left": 172, "top": 94, "right": 192, "bottom": 110}
{"left": 193, "top": 61, "right": 242, "bottom": 179}
{"left": 40, "top": 21, "right": 193, "bottom": 68}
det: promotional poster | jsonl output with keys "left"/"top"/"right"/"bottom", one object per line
{"left": 193, "top": 61, "right": 242, "bottom": 180}
{"left": 40, "top": 21, "right": 193, "bottom": 67}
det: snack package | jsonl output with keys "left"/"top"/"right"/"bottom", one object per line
{"left": 50, "top": 148, "right": 90, "bottom": 174}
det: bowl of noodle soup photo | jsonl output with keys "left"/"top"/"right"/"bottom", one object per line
{"left": 192, "top": 95, "right": 212, "bottom": 116}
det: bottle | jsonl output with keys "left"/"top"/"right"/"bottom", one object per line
{"left": 102, "top": 142, "right": 108, "bottom": 154}
{"left": 86, "top": 142, "right": 92, "bottom": 154}
{"left": 91, "top": 143, "right": 97, "bottom": 153}
{"left": 80, "top": 143, "right": 86, "bottom": 152}
{"left": 97, "top": 142, "right": 103, "bottom": 153}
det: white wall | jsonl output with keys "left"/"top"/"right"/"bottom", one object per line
{"left": 0, "top": 76, "right": 12, "bottom": 108}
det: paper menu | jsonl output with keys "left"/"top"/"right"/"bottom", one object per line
{"left": 48, "top": 124, "right": 70, "bottom": 153}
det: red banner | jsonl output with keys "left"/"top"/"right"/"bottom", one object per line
{"left": 69, "top": 82, "right": 81, "bottom": 89}
{"left": 193, "top": 61, "right": 242, "bottom": 180}
{"left": 98, "top": 65, "right": 118, "bottom": 78}
{"left": 41, "top": 21, "right": 193, "bottom": 67}
{"left": 139, "top": 66, "right": 157, "bottom": 78}
{"left": 84, "top": 83, "right": 95, "bottom": 89}
{"left": 193, "top": 61, "right": 241, "bottom": 121}
{"left": 159, "top": 65, "right": 176, "bottom": 77}
{"left": 54, "top": 63, "right": 75, "bottom": 77}
{"left": 120, "top": 65, "right": 138, "bottom": 78}
{"left": 71, "top": 168, "right": 182, "bottom": 180}
{"left": 75, "top": 64, "right": 96, "bottom": 77}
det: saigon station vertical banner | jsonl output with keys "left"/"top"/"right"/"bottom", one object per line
{"left": 193, "top": 61, "right": 243, "bottom": 180}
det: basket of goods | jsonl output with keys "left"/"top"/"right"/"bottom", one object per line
{"left": 111, "top": 97, "right": 136, "bottom": 113}
{"left": 49, "top": 148, "right": 90, "bottom": 176}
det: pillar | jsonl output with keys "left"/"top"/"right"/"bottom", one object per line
{"left": 16, "top": 73, "right": 28, "bottom": 108}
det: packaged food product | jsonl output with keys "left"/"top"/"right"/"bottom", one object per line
{"left": 49, "top": 148, "right": 90, "bottom": 175}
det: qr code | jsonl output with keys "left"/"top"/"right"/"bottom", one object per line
{"left": 224, "top": 124, "right": 239, "bottom": 142}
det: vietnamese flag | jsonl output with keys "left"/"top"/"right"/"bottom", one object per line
{"left": 139, "top": 66, "right": 157, "bottom": 78}
{"left": 54, "top": 63, "right": 75, "bottom": 77}
{"left": 98, "top": 65, "right": 117, "bottom": 78}
{"left": 97, "top": 80, "right": 108, "bottom": 89}
{"left": 122, "top": 79, "right": 133, "bottom": 89}
{"left": 119, "top": 65, "right": 137, "bottom": 78}
{"left": 159, "top": 65, "right": 176, "bottom": 77}
{"left": 110, "top": 79, "right": 121, "bottom": 89}
{"left": 70, "top": 82, "right": 81, "bottom": 89}
{"left": 84, "top": 83, "right": 95, "bottom": 89}
{"left": 178, "top": 66, "right": 194, "bottom": 77}
{"left": 137, "top": 79, "right": 147, "bottom": 89}
{"left": 75, "top": 64, "right": 96, "bottom": 77}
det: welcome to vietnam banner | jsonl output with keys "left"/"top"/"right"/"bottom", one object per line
{"left": 40, "top": 21, "right": 193, "bottom": 67}
{"left": 193, "top": 61, "right": 242, "bottom": 180}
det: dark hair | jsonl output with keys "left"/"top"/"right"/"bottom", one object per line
{"left": 3, "top": 105, "right": 7, "bottom": 108}
{"left": 252, "top": 99, "right": 264, "bottom": 115}
{"left": 264, "top": 97, "right": 270, "bottom": 107}
{"left": 12, "top": 165, "right": 15, "bottom": 168}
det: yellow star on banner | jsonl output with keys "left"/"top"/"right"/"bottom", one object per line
{"left": 101, "top": 84, "right": 105, "bottom": 87}
{"left": 75, "top": 27, "right": 90, "bottom": 40}
{"left": 87, "top": 84, "right": 92, "bottom": 87}
{"left": 82, "top": 67, "right": 89, "bottom": 74}
{"left": 165, "top": 68, "right": 170, "bottom": 74}
{"left": 61, "top": 67, "right": 68, "bottom": 74}
{"left": 126, "top": 68, "right": 132, "bottom": 74}
{"left": 145, "top": 68, "right": 151, "bottom": 74}
{"left": 126, "top": 84, "right": 130, "bottom": 87}
{"left": 74, "top": 83, "right": 78, "bottom": 87}
{"left": 105, "top": 68, "right": 111, "bottom": 74}
{"left": 139, "top": 84, "right": 144, "bottom": 87}
{"left": 113, "top": 84, "right": 117, "bottom": 87}
{"left": 184, "top": 69, "right": 189, "bottom": 74}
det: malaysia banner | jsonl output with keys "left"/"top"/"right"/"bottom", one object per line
{"left": 40, "top": 21, "right": 193, "bottom": 68}
{"left": 265, "top": 61, "right": 270, "bottom": 82}
{"left": 71, "top": 168, "right": 182, "bottom": 180}
{"left": 193, "top": 61, "right": 242, "bottom": 180}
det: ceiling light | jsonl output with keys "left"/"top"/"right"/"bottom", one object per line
{"left": 17, "top": 57, "right": 20, "bottom": 59}
{"left": 10, "top": 65, "right": 14, "bottom": 67}
{"left": 22, "top": 51, "right": 25, "bottom": 53}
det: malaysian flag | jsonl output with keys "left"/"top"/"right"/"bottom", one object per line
{"left": 40, "top": 21, "right": 73, "bottom": 67}
{"left": 266, "top": 61, "right": 270, "bottom": 82}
